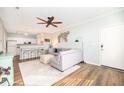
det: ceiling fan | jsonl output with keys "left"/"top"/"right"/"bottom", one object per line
{"left": 36, "top": 16, "right": 62, "bottom": 28}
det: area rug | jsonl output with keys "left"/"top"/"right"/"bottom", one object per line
{"left": 19, "top": 60, "right": 80, "bottom": 86}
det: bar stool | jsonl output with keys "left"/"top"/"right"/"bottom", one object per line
{"left": 30, "top": 49, "right": 34, "bottom": 59}
{"left": 35, "top": 49, "right": 38, "bottom": 58}
{"left": 31, "top": 49, "right": 37, "bottom": 59}
{"left": 27, "top": 50, "right": 31, "bottom": 59}
{"left": 23, "top": 49, "right": 29, "bottom": 60}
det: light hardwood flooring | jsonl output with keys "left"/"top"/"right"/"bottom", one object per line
{"left": 13, "top": 57, "right": 124, "bottom": 86}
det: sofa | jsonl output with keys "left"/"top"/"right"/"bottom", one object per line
{"left": 49, "top": 49, "right": 83, "bottom": 71}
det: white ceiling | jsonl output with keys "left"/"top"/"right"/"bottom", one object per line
{"left": 0, "top": 7, "right": 123, "bottom": 34}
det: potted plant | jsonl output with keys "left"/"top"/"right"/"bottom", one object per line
{"left": 0, "top": 51, "right": 3, "bottom": 55}
{"left": 0, "top": 67, "right": 11, "bottom": 82}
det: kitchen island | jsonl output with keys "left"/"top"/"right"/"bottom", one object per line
{"left": 19, "top": 44, "right": 49, "bottom": 60}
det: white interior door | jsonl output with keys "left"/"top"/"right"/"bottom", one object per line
{"left": 100, "top": 26, "right": 124, "bottom": 70}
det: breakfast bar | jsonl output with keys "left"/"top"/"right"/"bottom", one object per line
{"left": 19, "top": 44, "right": 49, "bottom": 60}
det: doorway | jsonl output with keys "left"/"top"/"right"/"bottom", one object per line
{"left": 99, "top": 25, "right": 124, "bottom": 70}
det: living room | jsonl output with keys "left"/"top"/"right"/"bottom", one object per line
{"left": 0, "top": 7, "right": 124, "bottom": 86}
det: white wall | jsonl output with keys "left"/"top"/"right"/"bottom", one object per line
{"left": 7, "top": 33, "right": 37, "bottom": 44}
{"left": 61, "top": 10, "right": 124, "bottom": 65}
{"left": 7, "top": 37, "right": 37, "bottom": 44}
{"left": 6, "top": 33, "right": 37, "bottom": 55}
{"left": 0, "top": 22, "right": 3, "bottom": 51}
{"left": 0, "top": 18, "right": 7, "bottom": 53}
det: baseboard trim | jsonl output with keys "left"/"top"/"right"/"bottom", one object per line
{"left": 101, "top": 65, "right": 124, "bottom": 72}
{"left": 84, "top": 61, "right": 100, "bottom": 66}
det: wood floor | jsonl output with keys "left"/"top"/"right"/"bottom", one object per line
{"left": 13, "top": 56, "right": 24, "bottom": 86}
{"left": 13, "top": 57, "right": 124, "bottom": 86}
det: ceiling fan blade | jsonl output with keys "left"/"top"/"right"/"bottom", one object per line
{"left": 37, "top": 16, "right": 61, "bottom": 28}
{"left": 36, "top": 17, "right": 47, "bottom": 23}
{"left": 52, "top": 22, "right": 62, "bottom": 24}
{"left": 51, "top": 23, "right": 58, "bottom": 27}
{"left": 37, "top": 23, "right": 46, "bottom": 24}
{"left": 46, "top": 24, "right": 50, "bottom": 27}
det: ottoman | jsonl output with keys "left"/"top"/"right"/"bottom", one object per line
{"left": 40, "top": 54, "right": 54, "bottom": 64}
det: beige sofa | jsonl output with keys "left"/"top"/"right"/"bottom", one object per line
{"left": 50, "top": 49, "right": 83, "bottom": 71}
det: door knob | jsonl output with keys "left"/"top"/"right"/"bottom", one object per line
{"left": 101, "top": 44, "right": 104, "bottom": 51}
{"left": 101, "top": 45, "right": 103, "bottom": 48}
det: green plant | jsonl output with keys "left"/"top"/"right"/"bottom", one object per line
{"left": 0, "top": 67, "right": 11, "bottom": 75}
